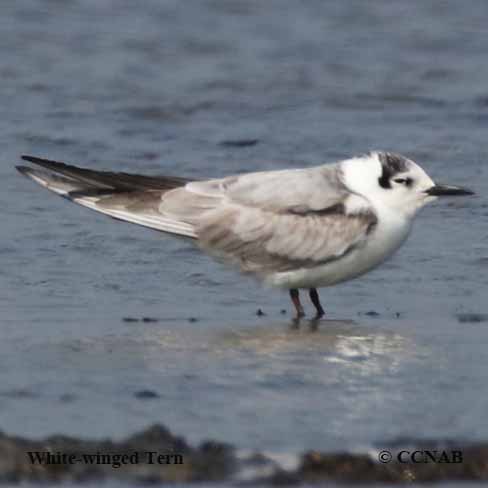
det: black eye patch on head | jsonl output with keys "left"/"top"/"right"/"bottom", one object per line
{"left": 393, "top": 177, "right": 413, "bottom": 187}
{"left": 377, "top": 152, "right": 409, "bottom": 189}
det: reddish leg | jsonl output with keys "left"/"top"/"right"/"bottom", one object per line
{"left": 309, "top": 288, "right": 325, "bottom": 318}
{"left": 289, "top": 289, "right": 305, "bottom": 318}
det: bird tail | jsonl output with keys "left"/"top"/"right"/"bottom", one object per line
{"left": 16, "top": 155, "right": 197, "bottom": 238}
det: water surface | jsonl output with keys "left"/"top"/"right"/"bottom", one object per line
{"left": 2, "top": 1, "right": 488, "bottom": 485}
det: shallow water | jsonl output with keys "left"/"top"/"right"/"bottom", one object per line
{"left": 2, "top": 0, "right": 488, "bottom": 485}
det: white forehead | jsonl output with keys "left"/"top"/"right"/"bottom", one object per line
{"left": 340, "top": 151, "right": 433, "bottom": 190}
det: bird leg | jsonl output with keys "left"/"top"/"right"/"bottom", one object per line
{"left": 309, "top": 288, "right": 325, "bottom": 318}
{"left": 289, "top": 289, "right": 305, "bottom": 318}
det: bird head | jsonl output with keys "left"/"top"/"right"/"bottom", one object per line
{"left": 340, "top": 151, "right": 474, "bottom": 218}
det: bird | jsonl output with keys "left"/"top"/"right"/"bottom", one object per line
{"left": 16, "top": 151, "right": 473, "bottom": 319}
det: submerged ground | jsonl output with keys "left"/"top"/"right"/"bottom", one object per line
{"left": 2, "top": 1, "right": 488, "bottom": 486}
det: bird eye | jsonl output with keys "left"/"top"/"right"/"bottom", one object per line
{"left": 393, "top": 177, "right": 413, "bottom": 186}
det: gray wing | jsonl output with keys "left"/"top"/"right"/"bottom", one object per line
{"left": 17, "top": 156, "right": 196, "bottom": 237}
{"left": 159, "top": 165, "right": 378, "bottom": 273}
{"left": 18, "top": 156, "right": 377, "bottom": 274}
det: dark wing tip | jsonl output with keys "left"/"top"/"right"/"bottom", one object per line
{"left": 20, "top": 155, "right": 78, "bottom": 177}
{"left": 22, "top": 155, "right": 44, "bottom": 163}
{"left": 16, "top": 165, "right": 33, "bottom": 176}
{"left": 21, "top": 155, "right": 66, "bottom": 167}
{"left": 19, "top": 154, "right": 192, "bottom": 191}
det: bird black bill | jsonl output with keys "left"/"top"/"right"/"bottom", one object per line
{"left": 425, "top": 185, "right": 474, "bottom": 196}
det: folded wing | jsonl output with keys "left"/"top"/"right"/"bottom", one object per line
{"left": 159, "top": 165, "right": 378, "bottom": 274}
{"left": 17, "top": 155, "right": 196, "bottom": 237}
{"left": 17, "top": 156, "right": 377, "bottom": 275}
